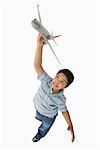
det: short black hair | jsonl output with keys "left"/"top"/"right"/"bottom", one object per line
{"left": 57, "top": 69, "right": 74, "bottom": 87}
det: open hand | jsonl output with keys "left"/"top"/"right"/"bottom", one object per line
{"left": 67, "top": 126, "right": 75, "bottom": 142}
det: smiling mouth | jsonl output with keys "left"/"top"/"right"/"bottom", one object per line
{"left": 53, "top": 82, "right": 59, "bottom": 88}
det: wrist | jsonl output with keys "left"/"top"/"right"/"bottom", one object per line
{"left": 68, "top": 122, "right": 73, "bottom": 127}
{"left": 37, "top": 44, "right": 43, "bottom": 49}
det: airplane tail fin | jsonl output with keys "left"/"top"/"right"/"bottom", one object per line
{"left": 37, "top": 5, "right": 42, "bottom": 24}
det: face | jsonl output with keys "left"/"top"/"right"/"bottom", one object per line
{"left": 52, "top": 73, "right": 68, "bottom": 92}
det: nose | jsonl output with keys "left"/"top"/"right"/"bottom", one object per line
{"left": 55, "top": 80, "right": 59, "bottom": 85}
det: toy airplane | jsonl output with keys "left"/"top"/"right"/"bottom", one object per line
{"left": 31, "top": 5, "right": 61, "bottom": 64}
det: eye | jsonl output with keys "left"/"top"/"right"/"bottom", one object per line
{"left": 56, "top": 75, "right": 59, "bottom": 78}
{"left": 61, "top": 81, "right": 64, "bottom": 84}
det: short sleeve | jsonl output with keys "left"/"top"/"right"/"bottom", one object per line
{"left": 58, "top": 103, "right": 67, "bottom": 112}
{"left": 37, "top": 71, "right": 52, "bottom": 83}
{"left": 57, "top": 97, "right": 67, "bottom": 112}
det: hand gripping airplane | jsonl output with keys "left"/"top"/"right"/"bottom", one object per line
{"left": 31, "top": 5, "right": 61, "bottom": 64}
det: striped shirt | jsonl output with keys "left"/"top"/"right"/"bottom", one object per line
{"left": 33, "top": 71, "right": 67, "bottom": 118}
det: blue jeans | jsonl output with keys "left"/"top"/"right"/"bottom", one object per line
{"left": 35, "top": 111, "right": 57, "bottom": 139}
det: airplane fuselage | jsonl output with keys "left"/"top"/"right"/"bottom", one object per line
{"left": 31, "top": 19, "right": 50, "bottom": 37}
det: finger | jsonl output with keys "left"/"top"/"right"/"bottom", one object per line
{"left": 47, "top": 35, "right": 50, "bottom": 38}
{"left": 38, "top": 33, "right": 41, "bottom": 37}
{"left": 71, "top": 136, "right": 75, "bottom": 142}
{"left": 38, "top": 33, "right": 42, "bottom": 39}
{"left": 70, "top": 130, "right": 74, "bottom": 137}
{"left": 71, "top": 132, "right": 75, "bottom": 142}
{"left": 67, "top": 126, "right": 70, "bottom": 130}
{"left": 71, "top": 137, "right": 74, "bottom": 142}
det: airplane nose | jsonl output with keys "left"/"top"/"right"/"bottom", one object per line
{"left": 31, "top": 19, "right": 40, "bottom": 29}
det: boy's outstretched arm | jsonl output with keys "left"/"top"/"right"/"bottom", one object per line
{"left": 62, "top": 111, "right": 75, "bottom": 142}
{"left": 34, "top": 34, "right": 45, "bottom": 76}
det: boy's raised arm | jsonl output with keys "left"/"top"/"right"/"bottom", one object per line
{"left": 34, "top": 33, "right": 60, "bottom": 75}
{"left": 34, "top": 34, "right": 44, "bottom": 76}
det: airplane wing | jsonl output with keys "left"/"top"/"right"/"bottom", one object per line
{"left": 43, "top": 35, "right": 61, "bottom": 64}
{"left": 37, "top": 5, "right": 42, "bottom": 24}
{"left": 50, "top": 31, "right": 58, "bottom": 45}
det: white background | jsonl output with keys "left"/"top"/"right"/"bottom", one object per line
{"left": 0, "top": 0, "right": 98, "bottom": 150}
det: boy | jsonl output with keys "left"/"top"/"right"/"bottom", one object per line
{"left": 32, "top": 34, "right": 75, "bottom": 142}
